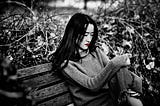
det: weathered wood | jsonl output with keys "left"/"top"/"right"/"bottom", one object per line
{"left": 20, "top": 72, "right": 62, "bottom": 88}
{"left": 17, "top": 63, "right": 52, "bottom": 78}
{"left": 37, "top": 93, "right": 72, "bottom": 106}
{"left": 31, "top": 82, "right": 69, "bottom": 101}
{"left": 17, "top": 63, "right": 73, "bottom": 106}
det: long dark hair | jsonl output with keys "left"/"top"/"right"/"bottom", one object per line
{"left": 51, "top": 13, "right": 98, "bottom": 71}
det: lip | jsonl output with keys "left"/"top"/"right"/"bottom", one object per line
{"left": 85, "top": 43, "right": 90, "bottom": 46}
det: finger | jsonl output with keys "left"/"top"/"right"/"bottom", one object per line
{"left": 126, "top": 58, "right": 131, "bottom": 65}
{"left": 124, "top": 53, "right": 132, "bottom": 58}
{"left": 128, "top": 53, "right": 132, "bottom": 58}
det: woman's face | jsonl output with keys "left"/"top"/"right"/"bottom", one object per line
{"left": 79, "top": 24, "right": 94, "bottom": 50}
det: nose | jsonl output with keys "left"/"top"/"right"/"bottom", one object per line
{"left": 86, "top": 34, "right": 92, "bottom": 42}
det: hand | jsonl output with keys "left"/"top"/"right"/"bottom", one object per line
{"left": 111, "top": 53, "right": 132, "bottom": 67}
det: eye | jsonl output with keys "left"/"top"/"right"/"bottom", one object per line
{"left": 84, "top": 33, "right": 88, "bottom": 36}
{"left": 91, "top": 33, "right": 94, "bottom": 36}
{"left": 83, "top": 32, "right": 94, "bottom": 36}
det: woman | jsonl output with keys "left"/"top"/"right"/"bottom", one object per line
{"left": 51, "top": 13, "right": 143, "bottom": 106}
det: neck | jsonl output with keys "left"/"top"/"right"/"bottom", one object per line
{"left": 79, "top": 49, "right": 89, "bottom": 58}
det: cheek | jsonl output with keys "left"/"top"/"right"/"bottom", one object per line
{"left": 82, "top": 37, "right": 87, "bottom": 42}
{"left": 80, "top": 39, "right": 86, "bottom": 46}
{"left": 80, "top": 36, "right": 86, "bottom": 43}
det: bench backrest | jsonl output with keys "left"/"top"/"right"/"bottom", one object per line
{"left": 17, "top": 63, "right": 73, "bottom": 106}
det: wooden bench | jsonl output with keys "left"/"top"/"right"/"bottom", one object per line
{"left": 17, "top": 63, "right": 74, "bottom": 106}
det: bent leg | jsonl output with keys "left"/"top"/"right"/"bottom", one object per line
{"left": 116, "top": 67, "right": 142, "bottom": 94}
{"left": 130, "top": 72, "right": 142, "bottom": 93}
{"left": 109, "top": 67, "right": 143, "bottom": 106}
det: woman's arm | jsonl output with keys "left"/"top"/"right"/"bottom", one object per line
{"left": 62, "top": 49, "right": 131, "bottom": 92}
{"left": 96, "top": 48, "right": 110, "bottom": 66}
{"left": 97, "top": 48, "right": 131, "bottom": 67}
{"left": 63, "top": 60, "right": 115, "bottom": 92}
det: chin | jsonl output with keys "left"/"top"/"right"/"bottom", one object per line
{"left": 79, "top": 45, "right": 89, "bottom": 51}
{"left": 80, "top": 48, "right": 88, "bottom": 51}
{"left": 83, "top": 47, "right": 89, "bottom": 50}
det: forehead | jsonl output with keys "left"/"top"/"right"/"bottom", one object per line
{"left": 86, "top": 24, "right": 94, "bottom": 32}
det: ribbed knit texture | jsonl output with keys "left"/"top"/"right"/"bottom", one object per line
{"left": 62, "top": 48, "right": 142, "bottom": 106}
{"left": 62, "top": 48, "right": 119, "bottom": 106}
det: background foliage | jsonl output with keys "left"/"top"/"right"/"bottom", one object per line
{"left": 94, "top": 0, "right": 160, "bottom": 105}
{"left": 0, "top": 0, "right": 160, "bottom": 105}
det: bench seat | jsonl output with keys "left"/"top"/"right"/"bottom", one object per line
{"left": 17, "top": 63, "right": 73, "bottom": 106}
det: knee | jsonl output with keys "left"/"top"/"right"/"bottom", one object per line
{"left": 131, "top": 73, "right": 142, "bottom": 93}
{"left": 127, "top": 96, "right": 143, "bottom": 106}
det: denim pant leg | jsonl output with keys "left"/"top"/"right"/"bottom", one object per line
{"left": 109, "top": 67, "right": 142, "bottom": 103}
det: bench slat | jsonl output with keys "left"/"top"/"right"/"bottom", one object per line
{"left": 18, "top": 63, "right": 52, "bottom": 78}
{"left": 20, "top": 73, "right": 61, "bottom": 89}
{"left": 37, "top": 93, "right": 72, "bottom": 106}
{"left": 31, "top": 82, "right": 69, "bottom": 101}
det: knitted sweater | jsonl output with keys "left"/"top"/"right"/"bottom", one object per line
{"left": 62, "top": 48, "right": 134, "bottom": 106}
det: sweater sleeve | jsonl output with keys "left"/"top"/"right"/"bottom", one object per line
{"left": 63, "top": 60, "right": 119, "bottom": 91}
{"left": 96, "top": 48, "right": 110, "bottom": 66}
{"left": 96, "top": 48, "right": 131, "bottom": 68}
